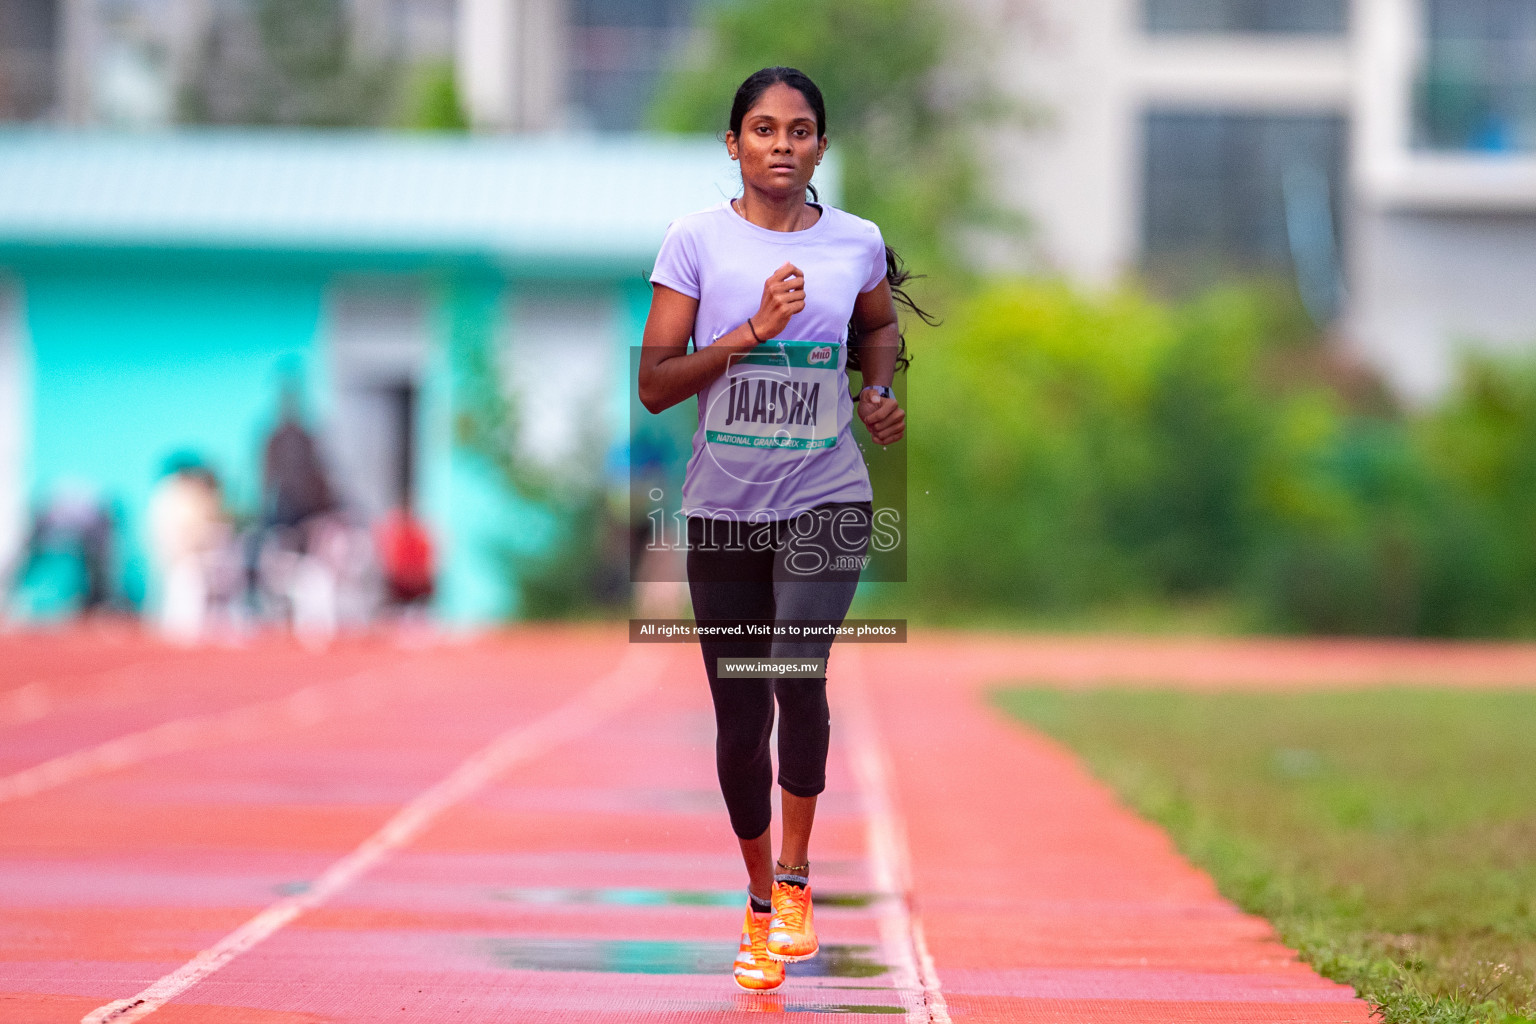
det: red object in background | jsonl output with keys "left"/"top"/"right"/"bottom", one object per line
{"left": 374, "top": 507, "right": 434, "bottom": 604}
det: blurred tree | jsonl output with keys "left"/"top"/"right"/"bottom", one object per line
{"left": 180, "top": 0, "right": 398, "bottom": 127}
{"left": 649, "top": 0, "right": 1021, "bottom": 272}
{"left": 904, "top": 275, "right": 1536, "bottom": 637}
{"left": 396, "top": 60, "right": 469, "bottom": 132}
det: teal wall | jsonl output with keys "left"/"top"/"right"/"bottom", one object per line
{"left": 16, "top": 261, "right": 641, "bottom": 624}
{"left": 22, "top": 267, "right": 328, "bottom": 608}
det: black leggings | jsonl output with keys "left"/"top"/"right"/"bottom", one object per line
{"left": 686, "top": 502, "right": 872, "bottom": 840}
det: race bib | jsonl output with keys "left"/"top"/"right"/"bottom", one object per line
{"left": 704, "top": 340, "right": 840, "bottom": 451}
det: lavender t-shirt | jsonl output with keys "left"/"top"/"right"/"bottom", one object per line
{"left": 650, "top": 202, "right": 887, "bottom": 521}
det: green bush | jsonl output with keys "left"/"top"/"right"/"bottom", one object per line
{"left": 1248, "top": 413, "right": 1519, "bottom": 637}
{"left": 910, "top": 282, "right": 1173, "bottom": 611}
{"left": 908, "top": 278, "right": 1536, "bottom": 637}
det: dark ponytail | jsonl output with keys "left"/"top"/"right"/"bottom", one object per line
{"left": 730, "top": 67, "right": 936, "bottom": 374}
{"left": 847, "top": 246, "right": 934, "bottom": 374}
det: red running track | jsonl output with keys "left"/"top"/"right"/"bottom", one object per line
{"left": 4, "top": 626, "right": 1531, "bottom": 1022}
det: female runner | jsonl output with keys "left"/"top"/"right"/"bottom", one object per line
{"left": 639, "top": 66, "right": 916, "bottom": 992}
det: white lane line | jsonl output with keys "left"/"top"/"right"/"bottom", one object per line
{"left": 0, "top": 665, "right": 400, "bottom": 804}
{"left": 841, "top": 643, "right": 952, "bottom": 1024}
{"left": 82, "top": 643, "right": 668, "bottom": 1024}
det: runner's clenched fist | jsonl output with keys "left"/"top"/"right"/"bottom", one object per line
{"left": 751, "top": 262, "right": 805, "bottom": 340}
{"left": 858, "top": 388, "right": 905, "bottom": 445}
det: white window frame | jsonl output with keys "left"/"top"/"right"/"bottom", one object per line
{"left": 1355, "top": 0, "right": 1536, "bottom": 210}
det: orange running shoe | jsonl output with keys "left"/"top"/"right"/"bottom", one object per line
{"left": 734, "top": 904, "right": 786, "bottom": 991}
{"left": 767, "top": 881, "right": 818, "bottom": 962}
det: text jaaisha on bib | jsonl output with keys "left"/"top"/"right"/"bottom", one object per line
{"left": 706, "top": 341, "right": 839, "bottom": 451}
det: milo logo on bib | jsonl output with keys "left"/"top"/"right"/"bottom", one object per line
{"left": 706, "top": 340, "right": 839, "bottom": 451}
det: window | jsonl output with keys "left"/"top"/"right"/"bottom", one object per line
{"left": 1145, "top": 0, "right": 1346, "bottom": 33}
{"left": 381, "top": 0, "right": 456, "bottom": 62}
{"left": 0, "top": 0, "right": 59, "bottom": 121}
{"left": 1415, "top": 0, "right": 1536, "bottom": 151}
{"left": 1142, "top": 112, "right": 1346, "bottom": 316}
{"left": 568, "top": 0, "right": 698, "bottom": 131}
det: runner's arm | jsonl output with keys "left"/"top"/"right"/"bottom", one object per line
{"left": 638, "top": 285, "right": 729, "bottom": 414}
{"left": 639, "top": 265, "right": 805, "bottom": 414}
{"left": 851, "top": 280, "right": 905, "bottom": 445}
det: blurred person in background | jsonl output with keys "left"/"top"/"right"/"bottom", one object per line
{"left": 248, "top": 378, "right": 349, "bottom": 644}
{"left": 261, "top": 380, "right": 336, "bottom": 534}
{"left": 373, "top": 496, "right": 434, "bottom": 616}
{"left": 148, "top": 454, "right": 234, "bottom": 644}
{"left": 4, "top": 482, "right": 117, "bottom": 622}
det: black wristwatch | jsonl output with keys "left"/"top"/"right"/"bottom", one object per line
{"left": 861, "top": 385, "right": 895, "bottom": 400}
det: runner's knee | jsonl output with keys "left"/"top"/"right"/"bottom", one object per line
{"left": 775, "top": 677, "right": 829, "bottom": 796}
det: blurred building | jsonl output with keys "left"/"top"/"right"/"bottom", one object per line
{"left": 10, "top": 1, "right": 1534, "bottom": 402}
{"left": 0, "top": 0, "right": 699, "bottom": 131}
{"left": 10, "top": 0, "right": 1536, "bottom": 624}
{"left": 995, "top": 0, "right": 1536, "bottom": 398}
{"left": 0, "top": 133, "right": 738, "bottom": 622}
{"left": 0, "top": 0, "right": 713, "bottom": 622}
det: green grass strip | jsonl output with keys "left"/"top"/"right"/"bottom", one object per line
{"left": 992, "top": 687, "right": 1536, "bottom": 1024}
